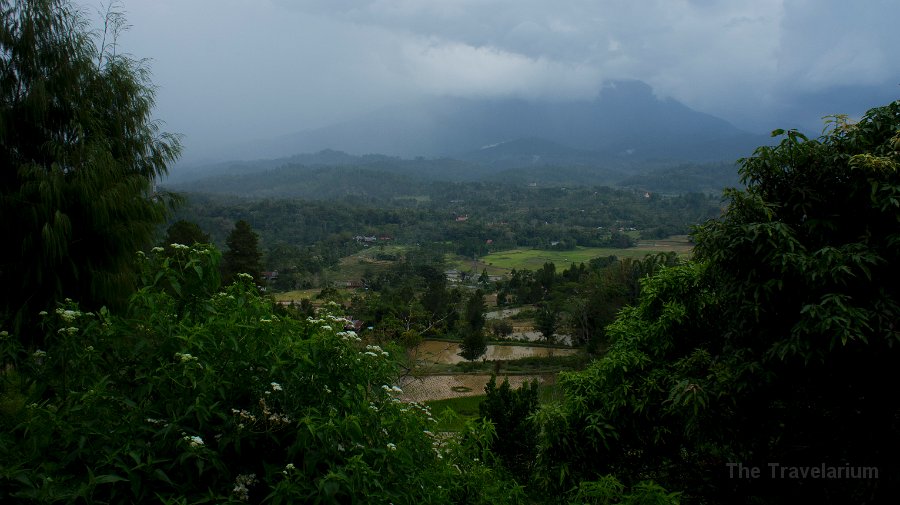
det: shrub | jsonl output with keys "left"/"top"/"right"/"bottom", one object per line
{"left": 0, "top": 245, "right": 523, "bottom": 504}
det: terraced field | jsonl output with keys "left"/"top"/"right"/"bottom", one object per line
{"left": 400, "top": 373, "right": 556, "bottom": 402}
{"left": 412, "top": 340, "right": 578, "bottom": 366}
{"left": 459, "top": 234, "right": 692, "bottom": 273}
{"left": 401, "top": 338, "right": 580, "bottom": 402}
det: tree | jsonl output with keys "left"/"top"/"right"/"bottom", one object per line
{"left": 480, "top": 376, "right": 540, "bottom": 481}
{"left": 163, "top": 219, "right": 210, "bottom": 248}
{"left": 459, "top": 290, "right": 487, "bottom": 361}
{"left": 478, "top": 268, "right": 491, "bottom": 287}
{"left": 543, "top": 102, "right": 900, "bottom": 503}
{"left": 464, "top": 289, "right": 486, "bottom": 334}
{"left": 0, "top": 0, "right": 181, "bottom": 341}
{"left": 459, "top": 328, "right": 487, "bottom": 361}
{"left": 490, "top": 319, "right": 514, "bottom": 340}
{"left": 221, "top": 220, "right": 262, "bottom": 285}
{"left": 534, "top": 304, "right": 557, "bottom": 343}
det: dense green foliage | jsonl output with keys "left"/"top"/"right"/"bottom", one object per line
{"left": 0, "top": 245, "right": 525, "bottom": 504}
{"left": 0, "top": 0, "right": 180, "bottom": 340}
{"left": 540, "top": 102, "right": 900, "bottom": 503}
{"left": 496, "top": 253, "right": 679, "bottom": 348}
{"left": 479, "top": 377, "right": 540, "bottom": 482}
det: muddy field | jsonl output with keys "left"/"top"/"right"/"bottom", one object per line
{"left": 412, "top": 340, "right": 578, "bottom": 365}
{"left": 399, "top": 373, "right": 557, "bottom": 402}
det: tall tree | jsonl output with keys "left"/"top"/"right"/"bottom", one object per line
{"left": 0, "top": 0, "right": 181, "bottom": 341}
{"left": 459, "top": 290, "right": 487, "bottom": 361}
{"left": 534, "top": 304, "right": 557, "bottom": 343}
{"left": 221, "top": 220, "right": 262, "bottom": 285}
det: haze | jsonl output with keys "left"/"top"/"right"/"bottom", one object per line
{"left": 88, "top": 0, "right": 898, "bottom": 164}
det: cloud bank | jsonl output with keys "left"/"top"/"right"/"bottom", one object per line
{"left": 102, "top": 0, "right": 898, "bottom": 160}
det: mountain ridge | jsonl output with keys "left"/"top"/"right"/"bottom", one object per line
{"left": 199, "top": 80, "right": 767, "bottom": 164}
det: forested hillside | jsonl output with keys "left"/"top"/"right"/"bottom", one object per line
{"left": 166, "top": 151, "right": 740, "bottom": 197}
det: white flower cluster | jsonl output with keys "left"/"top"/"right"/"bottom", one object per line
{"left": 282, "top": 463, "right": 296, "bottom": 476}
{"left": 231, "top": 408, "right": 257, "bottom": 429}
{"left": 386, "top": 442, "right": 397, "bottom": 451}
{"left": 268, "top": 412, "right": 292, "bottom": 424}
{"left": 170, "top": 243, "right": 189, "bottom": 250}
{"left": 182, "top": 434, "right": 204, "bottom": 448}
{"left": 151, "top": 246, "right": 165, "bottom": 253}
{"left": 337, "top": 330, "right": 360, "bottom": 342}
{"left": 259, "top": 398, "right": 292, "bottom": 426}
{"left": 400, "top": 401, "right": 436, "bottom": 424}
{"left": 174, "top": 352, "right": 198, "bottom": 363}
{"left": 56, "top": 308, "right": 82, "bottom": 323}
{"left": 145, "top": 418, "right": 167, "bottom": 427}
{"left": 363, "top": 344, "right": 389, "bottom": 358}
{"left": 56, "top": 327, "right": 78, "bottom": 335}
{"left": 232, "top": 473, "right": 258, "bottom": 502}
{"left": 381, "top": 384, "right": 403, "bottom": 394}
{"left": 237, "top": 272, "right": 254, "bottom": 281}
{"left": 270, "top": 382, "right": 283, "bottom": 392}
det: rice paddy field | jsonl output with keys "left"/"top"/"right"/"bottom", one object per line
{"left": 460, "top": 235, "right": 693, "bottom": 273}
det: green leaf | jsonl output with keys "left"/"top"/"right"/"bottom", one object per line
{"left": 94, "top": 474, "right": 129, "bottom": 485}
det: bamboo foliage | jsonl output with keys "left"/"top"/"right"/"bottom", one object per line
{"left": 0, "top": 0, "right": 181, "bottom": 341}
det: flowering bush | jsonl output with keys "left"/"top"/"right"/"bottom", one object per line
{"left": 0, "top": 245, "right": 522, "bottom": 504}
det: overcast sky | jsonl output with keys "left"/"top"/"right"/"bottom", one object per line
{"left": 86, "top": 0, "right": 899, "bottom": 162}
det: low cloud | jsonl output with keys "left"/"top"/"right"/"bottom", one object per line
{"left": 100, "top": 0, "right": 898, "bottom": 158}
{"left": 399, "top": 38, "right": 603, "bottom": 100}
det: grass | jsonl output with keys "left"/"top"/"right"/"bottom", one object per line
{"left": 427, "top": 395, "right": 485, "bottom": 431}
{"left": 459, "top": 235, "right": 693, "bottom": 272}
{"left": 445, "top": 353, "right": 589, "bottom": 374}
{"left": 271, "top": 289, "right": 320, "bottom": 302}
{"left": 425, "top": 382, "right": 566, "bottom": 431}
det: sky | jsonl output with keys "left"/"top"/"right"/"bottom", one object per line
{"left": 83, "top": 0, "right": 899, "bottom": 162}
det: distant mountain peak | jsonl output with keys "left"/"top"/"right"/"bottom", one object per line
{"left": 216, "top": 80, "right": 765, "bottom": 163}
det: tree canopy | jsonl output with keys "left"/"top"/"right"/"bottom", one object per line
{"left": 543, "top": 101, "right": 900, "bottom": 503}
{"left": 0, "top": 0, "right": 181, "bottom": 341}
{"left": 163, "top": 219, "right": 211, "bottom": 248}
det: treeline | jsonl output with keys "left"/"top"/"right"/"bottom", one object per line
{"left": 497, "top": 252, "right": 679, "bottom": 347}
{"left": 320, "top": 247, "right": 680, "bottom": 359}
{"left": 171, "top": 183, "right": 719, "bottom": 287}
{"left": 167, "top": 149, "right": 742, "bottom": 197}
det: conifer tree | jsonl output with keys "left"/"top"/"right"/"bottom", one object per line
{"left": 221, "top": 220, "right": 262, "bottom": 285}
{"left": 459, "top": 290, "right": 487, "bottom": 361}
